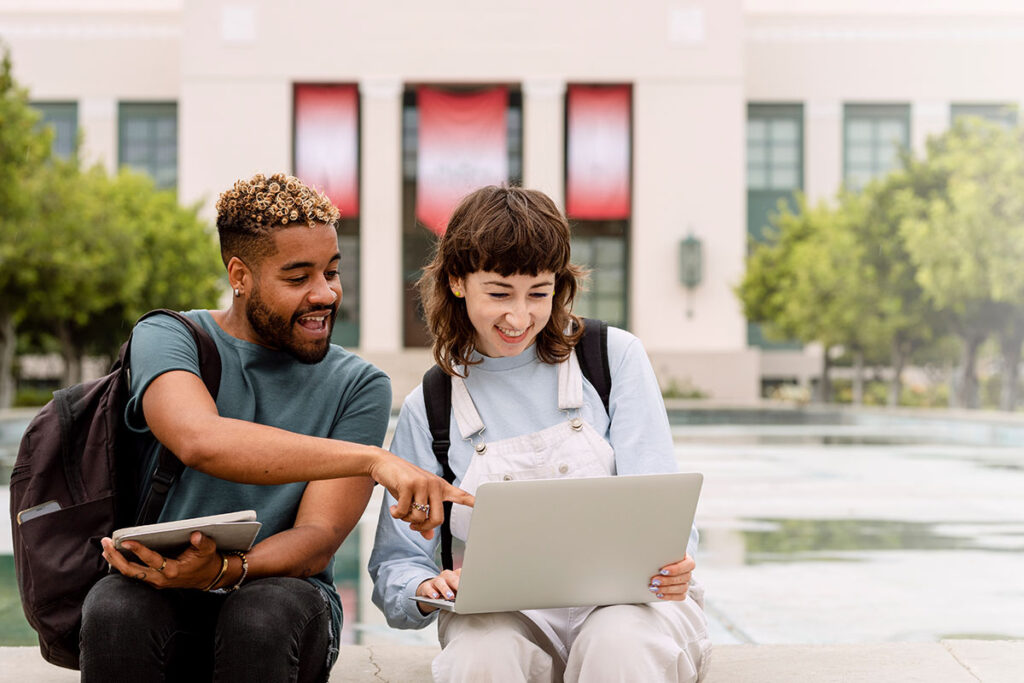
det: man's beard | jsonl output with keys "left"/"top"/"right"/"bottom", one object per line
{"left": 245, "top": 287, "right": 337, "bottom": 364}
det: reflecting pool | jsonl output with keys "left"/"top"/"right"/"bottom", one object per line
{"left": 3, "top": 407, "right": 1024, "bottom": 648}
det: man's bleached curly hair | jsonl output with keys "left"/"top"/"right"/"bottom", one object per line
{"left": 215, "top": 172, "right": 340, "bottom": 267}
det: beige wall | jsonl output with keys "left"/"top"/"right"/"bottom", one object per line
{"left": 172, "top": 0, "right": 753, "bottom": 400}
{"left": 632, "top": 80, "right": 746, "bottom": 352}
{"left": 0, "top": 5, "right": 180, "bottom": 172}
{"left": 9, "top": 0, "right": 1024, "bottom": 399}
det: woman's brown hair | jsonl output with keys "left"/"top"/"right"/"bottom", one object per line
{"left": 419, "top": 185, "right": 587, "bottom": 375}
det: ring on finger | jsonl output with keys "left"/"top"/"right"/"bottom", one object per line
{"left": 411, "top": 502, "right": 430, "bottom": 515}
{"left": 157, "top": 559, "right": 166, "bottom": 572}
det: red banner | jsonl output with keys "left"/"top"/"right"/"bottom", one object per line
{"left": 566, "top": 85, "right": 632, "bottom": 220}
{"left": 416, "top": 86, "right": 508, "bottom": 234}
{"left": 294, "top": 84, "right": 359, "bottom": 217}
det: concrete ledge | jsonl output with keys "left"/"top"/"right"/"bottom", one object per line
{"left": 1, "top": 640, "right": 1021, "bottom": 682}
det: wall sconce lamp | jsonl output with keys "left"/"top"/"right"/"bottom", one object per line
{"left": 679, "top": 233, "right": 702, "bottom": 318}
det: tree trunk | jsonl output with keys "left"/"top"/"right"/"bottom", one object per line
{"left": 852, "top": 350, "right": 865, "bottom": 405}
{"left": 888, "top": 340, "right": 907, "bottom": 407}
{"left": 956, "top": 333, "right": 984, "bottom": 409}
{"left": 999, "top": 327, "right": 1024, "bottom": 412}
{"left": 57, "top": 323, "right": 83, "bottom": 387}
{"left": 947, "top": 359, "right": 957, "bottom": 409}
{"left": 817, "top": 347, "right": 833, "bottom": 404}
{"left": 0, "top": 313, "right": 15, "bottom": 409}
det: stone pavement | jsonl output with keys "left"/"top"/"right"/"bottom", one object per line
{"left": 0, "top": 640, "right": 1020, "bottom": 682}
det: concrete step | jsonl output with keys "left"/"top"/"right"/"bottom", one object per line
{"left": 0, "top": 640, "right": 1020, "bottom": 682}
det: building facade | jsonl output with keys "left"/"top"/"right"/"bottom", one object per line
{"left": 4, "top": 0, "right": 1024, "bottom": 402}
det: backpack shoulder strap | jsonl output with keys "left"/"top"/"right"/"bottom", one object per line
{"left": 422, "top": 364, "right": 456, "bottom": 571}
{"left": 132, "top": 309, "right": 222, "bottom": 525}
{"left": 133, "top": 309, "right": 222, "bottom": 397}
{"left": 576, "top": 317, "right": 611, "bottom": 415}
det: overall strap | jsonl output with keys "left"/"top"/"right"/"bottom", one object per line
{"left": 423, "top": 320, "right": 611, "bottom": 572}
{"left": 577, "top": 318, "right": 611, "bottom": 415}
{"left": 133, "top": 309, "right": 222, "bottom": 525}
{"left": 422, "top": 364, "right": 456, "bottom": 571}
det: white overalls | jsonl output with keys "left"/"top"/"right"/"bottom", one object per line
{"left": 432, "top": 351, "right": 711, "bottom": 683}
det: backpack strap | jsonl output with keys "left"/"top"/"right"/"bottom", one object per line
{"left": 132, "top": 309, "right": 222, "bottom": 525}
{"left": 422, "top": 364, "right": 456, "bottom": 571}
{"left": 423, "top": 319, "right": 612, "bottom": 572}
{"left": 577, "top": 318, "right": 611, "bottom": 415}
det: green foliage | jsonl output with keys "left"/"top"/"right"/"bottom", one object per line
{"left": 899, "top": 118, "right": 1024, "bottom": 334}
{"left": 737, "top": 194, "right": 882, "bottom": 355}
{"left": 0, "top": 42, "right": 54, "bottom": 406}
{"left": 740, "top": 115, "right": 1024, "bottom": 409}
{"left": 18, "top": 164, "right": 225, "bottom": 362}
{"left": 0, "top": 43, "right": 223, "bottom": 402}
{"left": 897, "top": 382, "right": 949, "bottom": 409}
{"left": 0, "top": 43, "right": 51, "bottom": 246}
{"left": 832, "top": 379, "right": 889, "bottom": 406}
{"left": 13, "top": 385, "right": 56, "bottom": 408}
{"left": 661, "top": 378, "right": 708, "bottom": 400}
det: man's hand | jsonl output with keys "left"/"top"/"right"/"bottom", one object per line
{"left": 368, "top": 452, "right": 474, "bottom": 539}
{"left": 649, "top": 554, "right": 696, "bottom": 601}
{"left": 101, "top": 531, "right": 226, "bottom": 590}
{"left": 415, "top": 568, "right": 462, "bottom": 614}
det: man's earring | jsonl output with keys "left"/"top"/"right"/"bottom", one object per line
{"left": 234, "top": 288, "right": 241, "bottom": 298}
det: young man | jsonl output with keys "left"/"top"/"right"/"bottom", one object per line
{"left": 79, "top": 173, "right": 471, "bottom": 682}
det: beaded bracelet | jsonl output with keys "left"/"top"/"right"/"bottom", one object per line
{"left": 224, "top": 550, "right": 248, "bottom": 592}
{"left": 202, "top": 553, "right": 229, "bottom": 592}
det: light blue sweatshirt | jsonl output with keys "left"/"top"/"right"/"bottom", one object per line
{"left": 368, "top": 326, "right": 698, "bottom": 629}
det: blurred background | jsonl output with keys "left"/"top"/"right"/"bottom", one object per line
{"left": 1, "top": 0, "right": 1023, "bottom": 650}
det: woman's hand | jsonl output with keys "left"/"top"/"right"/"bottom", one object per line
{"left": 415, "top": 569, "right": 462, "bottom": 614}
{"left": 649, "top": 554, "right": 695, "bottom": 601}
{"left": 101, "top": 531, "right": 226, "bottom": 590}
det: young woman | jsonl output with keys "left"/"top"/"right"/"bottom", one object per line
{"left": 369, "top": 186, "right": 710, "bottom": 682}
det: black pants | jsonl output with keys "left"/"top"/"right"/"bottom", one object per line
{"left": 80, "top": 573, "right": 333, "bottom": 683}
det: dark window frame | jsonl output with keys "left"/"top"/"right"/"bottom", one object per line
{"left": 291, "top": 83, "right": 363, "bottom": 348}
{"left": 563, "top": 83, "right": 633, "bottom": 331}
{"left": 118, "top": 101, "right": 178, "bottom": 190}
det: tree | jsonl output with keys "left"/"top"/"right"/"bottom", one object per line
{"left": 19, "top": 166, "right": 224, "bottom": 383}
{"left": 900, "top": 118, "right": 1024, "bottom": 410}
{"left": 848, "top": 169, "right": 945, "bottom": 406}
{"left": 738, "top": 195, "right": 883, "bottom": 402}
{"left": 0, "top": 43, "right": 53, "bottom": 407}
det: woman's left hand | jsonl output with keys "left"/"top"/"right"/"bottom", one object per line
{"left": 649, "top": 554, "right": 695, "bottom": 601}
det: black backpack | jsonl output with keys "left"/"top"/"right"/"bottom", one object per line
{"left": 422, "top": 318, "right": 611, "bottom": 571}
{"left": 9, "top": 309, "right": 221, "bottom": 670}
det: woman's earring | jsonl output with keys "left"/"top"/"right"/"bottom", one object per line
{"left": 453, "top": 290, "right": 463, "bottom": 298}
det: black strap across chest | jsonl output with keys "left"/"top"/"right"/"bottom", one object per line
{"left": 422, "top": 317, "right": 610, "bottom": 571}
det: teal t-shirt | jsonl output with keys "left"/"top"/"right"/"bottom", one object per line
{"left": 124, "top": 309, "right": 391, "bottom": 665}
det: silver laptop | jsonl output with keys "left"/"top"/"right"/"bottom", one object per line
{"left": 412, "top": 472, "right": 703, "bottom": 614}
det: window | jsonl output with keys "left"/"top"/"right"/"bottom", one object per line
{"left": 292, "top": 84, "right": 361, "bottom": 347}
{"left": 565, "top": 85, "right": 632, "bottom": 330}
{"left": 32, "top": 102, "right": 77, "bottom": 159}
{"left": 843, "top": 104, "right": 910, "bottom": 190}
{"left": 401, "top": 86, "right": 523, "bottom": 347}
{"left": 747, "top": 104, "right": 803, "bottom": 242}
{"left": 333, "top": 226, "right": 360, "bottom": 348}
{"left": 118, "top": 102, "right": 177, "bottom": 190}
{"left": 951, "top": 103, "right": 1018, "bottom": 129}
{"left": 571, "top": 229, "right": 627, "bottom": 327}
{"left": 747, "top": 104, "right": 804, "bottom": 350}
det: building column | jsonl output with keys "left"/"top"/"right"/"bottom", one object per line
{"left": 78, "top": 97, "right": 117, "bottom": 175}
{"left": 804, "top": 100, "right": 842, "bottom": 203}
{"left": 912, "top": 100, "right": 949, "bottom": 157}
{"left": 358, "top": 78, "right": 403, "bottom": 353}
{"left": 521, "top": 78, "right": 565, "bottom": 206}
